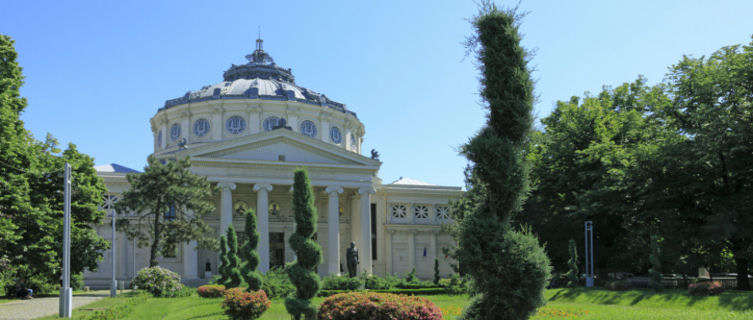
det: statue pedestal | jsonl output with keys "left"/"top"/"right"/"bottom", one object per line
{"left": 204, "top": 271, "right": 212, "bottom": 279}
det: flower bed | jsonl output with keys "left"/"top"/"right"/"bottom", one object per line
{"left": 688, "top": 281, "right": 724, "bottom": 296}
{"left": 318, "top": 288, "right": 448, "bottom": 297}
{"left": 197, "top": 284, "right": 225, "bottom": 298}
{"left": 222, "top": 287, "right": 271, "bottom": 320}
{"left": 317, "top": 292, "right": 443, "bottom": 320}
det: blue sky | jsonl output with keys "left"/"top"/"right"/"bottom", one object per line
{"left": 2, "top": 1, "right": 752, "bottom": 188}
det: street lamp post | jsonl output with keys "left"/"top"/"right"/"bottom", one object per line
{"left": 59, "top": 163, "right": 72, "bottom": 318}
{"left": 584, "top": 221, "right": 595, "bottom": 288}
{"left": 104, "top": 194, "right": 118, "bottom": 297}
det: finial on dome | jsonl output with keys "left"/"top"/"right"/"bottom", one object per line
{"left": 256, "top": 26, "right": 263, "bottom": 51}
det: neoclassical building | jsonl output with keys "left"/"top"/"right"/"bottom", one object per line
{"left": 84, "top": 39, "right": 462, "bottom": 288}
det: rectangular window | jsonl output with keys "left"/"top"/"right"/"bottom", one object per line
{"left": 164, "top": 205, "right": 176, "bottom": 221}
{"left": 371, "top": 203, "right": 377, "bottom": 260}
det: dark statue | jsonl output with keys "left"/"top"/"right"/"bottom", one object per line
{"left": 370, "top": 149, "right": 380, "bottom": 160}
{"left": 346, "top": 241, "right": 359, "bottom": 277}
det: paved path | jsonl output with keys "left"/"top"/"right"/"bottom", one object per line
{"left": 0, "top": 291, "right": 110, "bottom": 320}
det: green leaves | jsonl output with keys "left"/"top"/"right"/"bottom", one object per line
{"left": 115, "top": 155, "right": 215, "bottom": 267}
{"left": 285, "top": 169, "right": 321, "bottom": 320}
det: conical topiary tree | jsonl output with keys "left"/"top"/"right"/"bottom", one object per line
{"left": 434, "top": 258, "right": 441, "bottom": 285}
{"left": 457, "top": 3, "right": 552, "bottom": 319}
{"left": 285, "top": 169, "right": 322, "bottom": 320}
{"left": 218, "top": 235, "right": 230, "bottom": 285}
{"left": 241, "top": 208, "right": 263, "bottom": 291}
{"left": 225, "top": 225, "right": 243, "bottom": 288}
{"left": 565, "top": 239, "right": 579, "bottom": 287}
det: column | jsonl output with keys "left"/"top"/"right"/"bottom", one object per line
{"left": 253, "top": 183, "right": 273, "bottom": 274}
{"left": 408, "top": 231, "right": 416, "bottom": 272}
{"left": 325, "top": 186, "right": 343, "bottom": 275}
{"left": 218, "top": 182, "right": 236, "bottom": 234}
{"left": 358, "top": 186, "right": 375, "bottom": 274}
{"left": 183, "top": 240, "right": 198, "bottom": 279}
{"left": 386, "top": 230, "right": 394, "bottom": 275}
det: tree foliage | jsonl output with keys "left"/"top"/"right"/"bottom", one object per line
{"left": 564, "top": 239, "right": 579, "bottom": 287}
{"left": 225, "top": 225, "right": 243, "bottom": 288}
{"left": 114, "top": 155, "right": 214, "bottom": 267}
{"left": 241, "top": 208, "right": 263, "bottom": 291}
{"left": 285, "top": 169, "right": 322, "bottom": 320}
{"left": 457, "top": 4, "right": 551, "bottom": 319}
{"left": 0, "top": 34, "right": 108, "bottom": 293}
{"left": 218, "top": 235, "right": 230, "bottom": 285}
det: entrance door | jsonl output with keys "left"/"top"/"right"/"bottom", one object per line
{"left": 270, "top": 232, "right": 285, "bottom": 269}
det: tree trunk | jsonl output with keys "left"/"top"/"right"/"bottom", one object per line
{"left": 735, "top": 255, "right": 750, "bottom": 291}
{"left": 150, "top": 208, "right": 161, "bottom": 267}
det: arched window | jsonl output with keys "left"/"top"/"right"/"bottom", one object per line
{"left": 226, "top": 116, "right": 246, "bottom": 134}
{"left": 330, "top": 126, "right": 342, "bottom": 144}
{"left": 300, "top": 120, "right": 317, "bottom": 137}
{"left": 193, "top": 118, "right": 210, "bottom": 137}
{"left": 263, "top": 116, "right": 280, "bottom": 131}
{"left": 170, "top": 124, "right": 181, "bottom": 141}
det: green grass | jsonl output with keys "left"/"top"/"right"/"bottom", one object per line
{"left": 37, "top": 288, "right": 753, "bottom": 319}
{"left": 0, "top": 298, "right": 17, "bottom": 304}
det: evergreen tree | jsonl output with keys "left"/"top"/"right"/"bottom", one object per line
{"left": 240, "top": 208, "right": 263, "bottom": 291}
{"left": 225, "top": 225, "right": 243, "bottom": 288}
{"left": 565, "top": 239, "right": 579, "bottom": 287}
{"left": 285, "top": 169, "right": 322, "bottom": 320}
{"left": 648, "top": 235, "right": 662, "bottom": 290}
{"left": 457, "top": 4, "right": 551, "bottom": 319}
{"left": 114, "top": 155, "right": 214, "bottom": 267}
{"left": 218, "top": 235, "right": 230, "bottom": 285}
{"left": 434, "top": 258, "right": 441, "bottom": 285}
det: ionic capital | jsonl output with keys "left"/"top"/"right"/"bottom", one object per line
{"left": 217, "top": 182, "right": 236, "bottom": 191}
{"left": 358, "top": 186, "right": 376, "bottom": 195}
{"left": 325, "top": 186, "right": 344, "bottom": 196}
{"left": 253, "top": 183, "right": 273, "bottom": 193}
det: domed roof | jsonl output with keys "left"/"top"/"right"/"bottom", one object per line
{"left": 161, "top": 38, "right": 354, "bottom": 117}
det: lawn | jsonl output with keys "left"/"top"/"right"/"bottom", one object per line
{"left": 37, "top": 288, "right": 753, "bottom": 319}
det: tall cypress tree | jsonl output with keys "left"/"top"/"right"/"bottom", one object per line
{"left": 285, "top": 169, "right": 322, "bottom": 320}
{"left": 218, "top": 235, "right": 230, "bottom": 285}
{"left": 225, "top": 225, "right": 243, "bottom": 288}
{"left": 458, "top": 4, "right": 551, "bottom": 319}
{"left": 241, "top": 208, "right": 262, "bottom": 291}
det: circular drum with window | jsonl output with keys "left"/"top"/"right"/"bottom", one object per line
{"left": 170, "top": 124, "right": 181, "bottom": 141}
{"left": 263, "top": 116, "right": 280, "bottom": 131}
{"left": 330, "top": 126, "right": 342, "bottom": 144}
{"left": 226, "top": 116, "right": 246, "bottom": 134}
{"left": 300, "top": 120, "right": 317, "bottom": 138}
{"left": 193, "top": 118, "right": 210, "bottom": 137}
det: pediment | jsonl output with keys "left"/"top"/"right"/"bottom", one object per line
{"left": 186, "top": 130, "right": 379, "bottom": 168}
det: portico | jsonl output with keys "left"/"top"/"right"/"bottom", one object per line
{"left": 177, "top": 128, "right": 381, "bottom": 277}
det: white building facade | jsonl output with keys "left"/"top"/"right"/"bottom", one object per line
{"left": 84, "top": 39, "right": 462, "bottom": 288}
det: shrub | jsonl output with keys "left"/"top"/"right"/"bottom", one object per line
{"left": 222, "top": 287, "right": 271, "bottom": 320}
{"left": 322, "top": 275, "right": 362, "bottom": 290}
{"left": 197, "top": 284, "right": 226, "bottom": 298}
{"left": 688, "top": 281, "right": 724, "bottom": 296}
{"left": 445, "top": 274, "right": 472, "bottom": 295}
{"left": 364, "top": 274, "right": 399, "bottom": 290}
{"left": 131, "top": 266, "right": 185, "bottom": 297}
{"left": 262, "top": 267, "right": 295, "bottom": 298}
{"left": 318, "top": 292, "right": 443, "bottom": 320}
